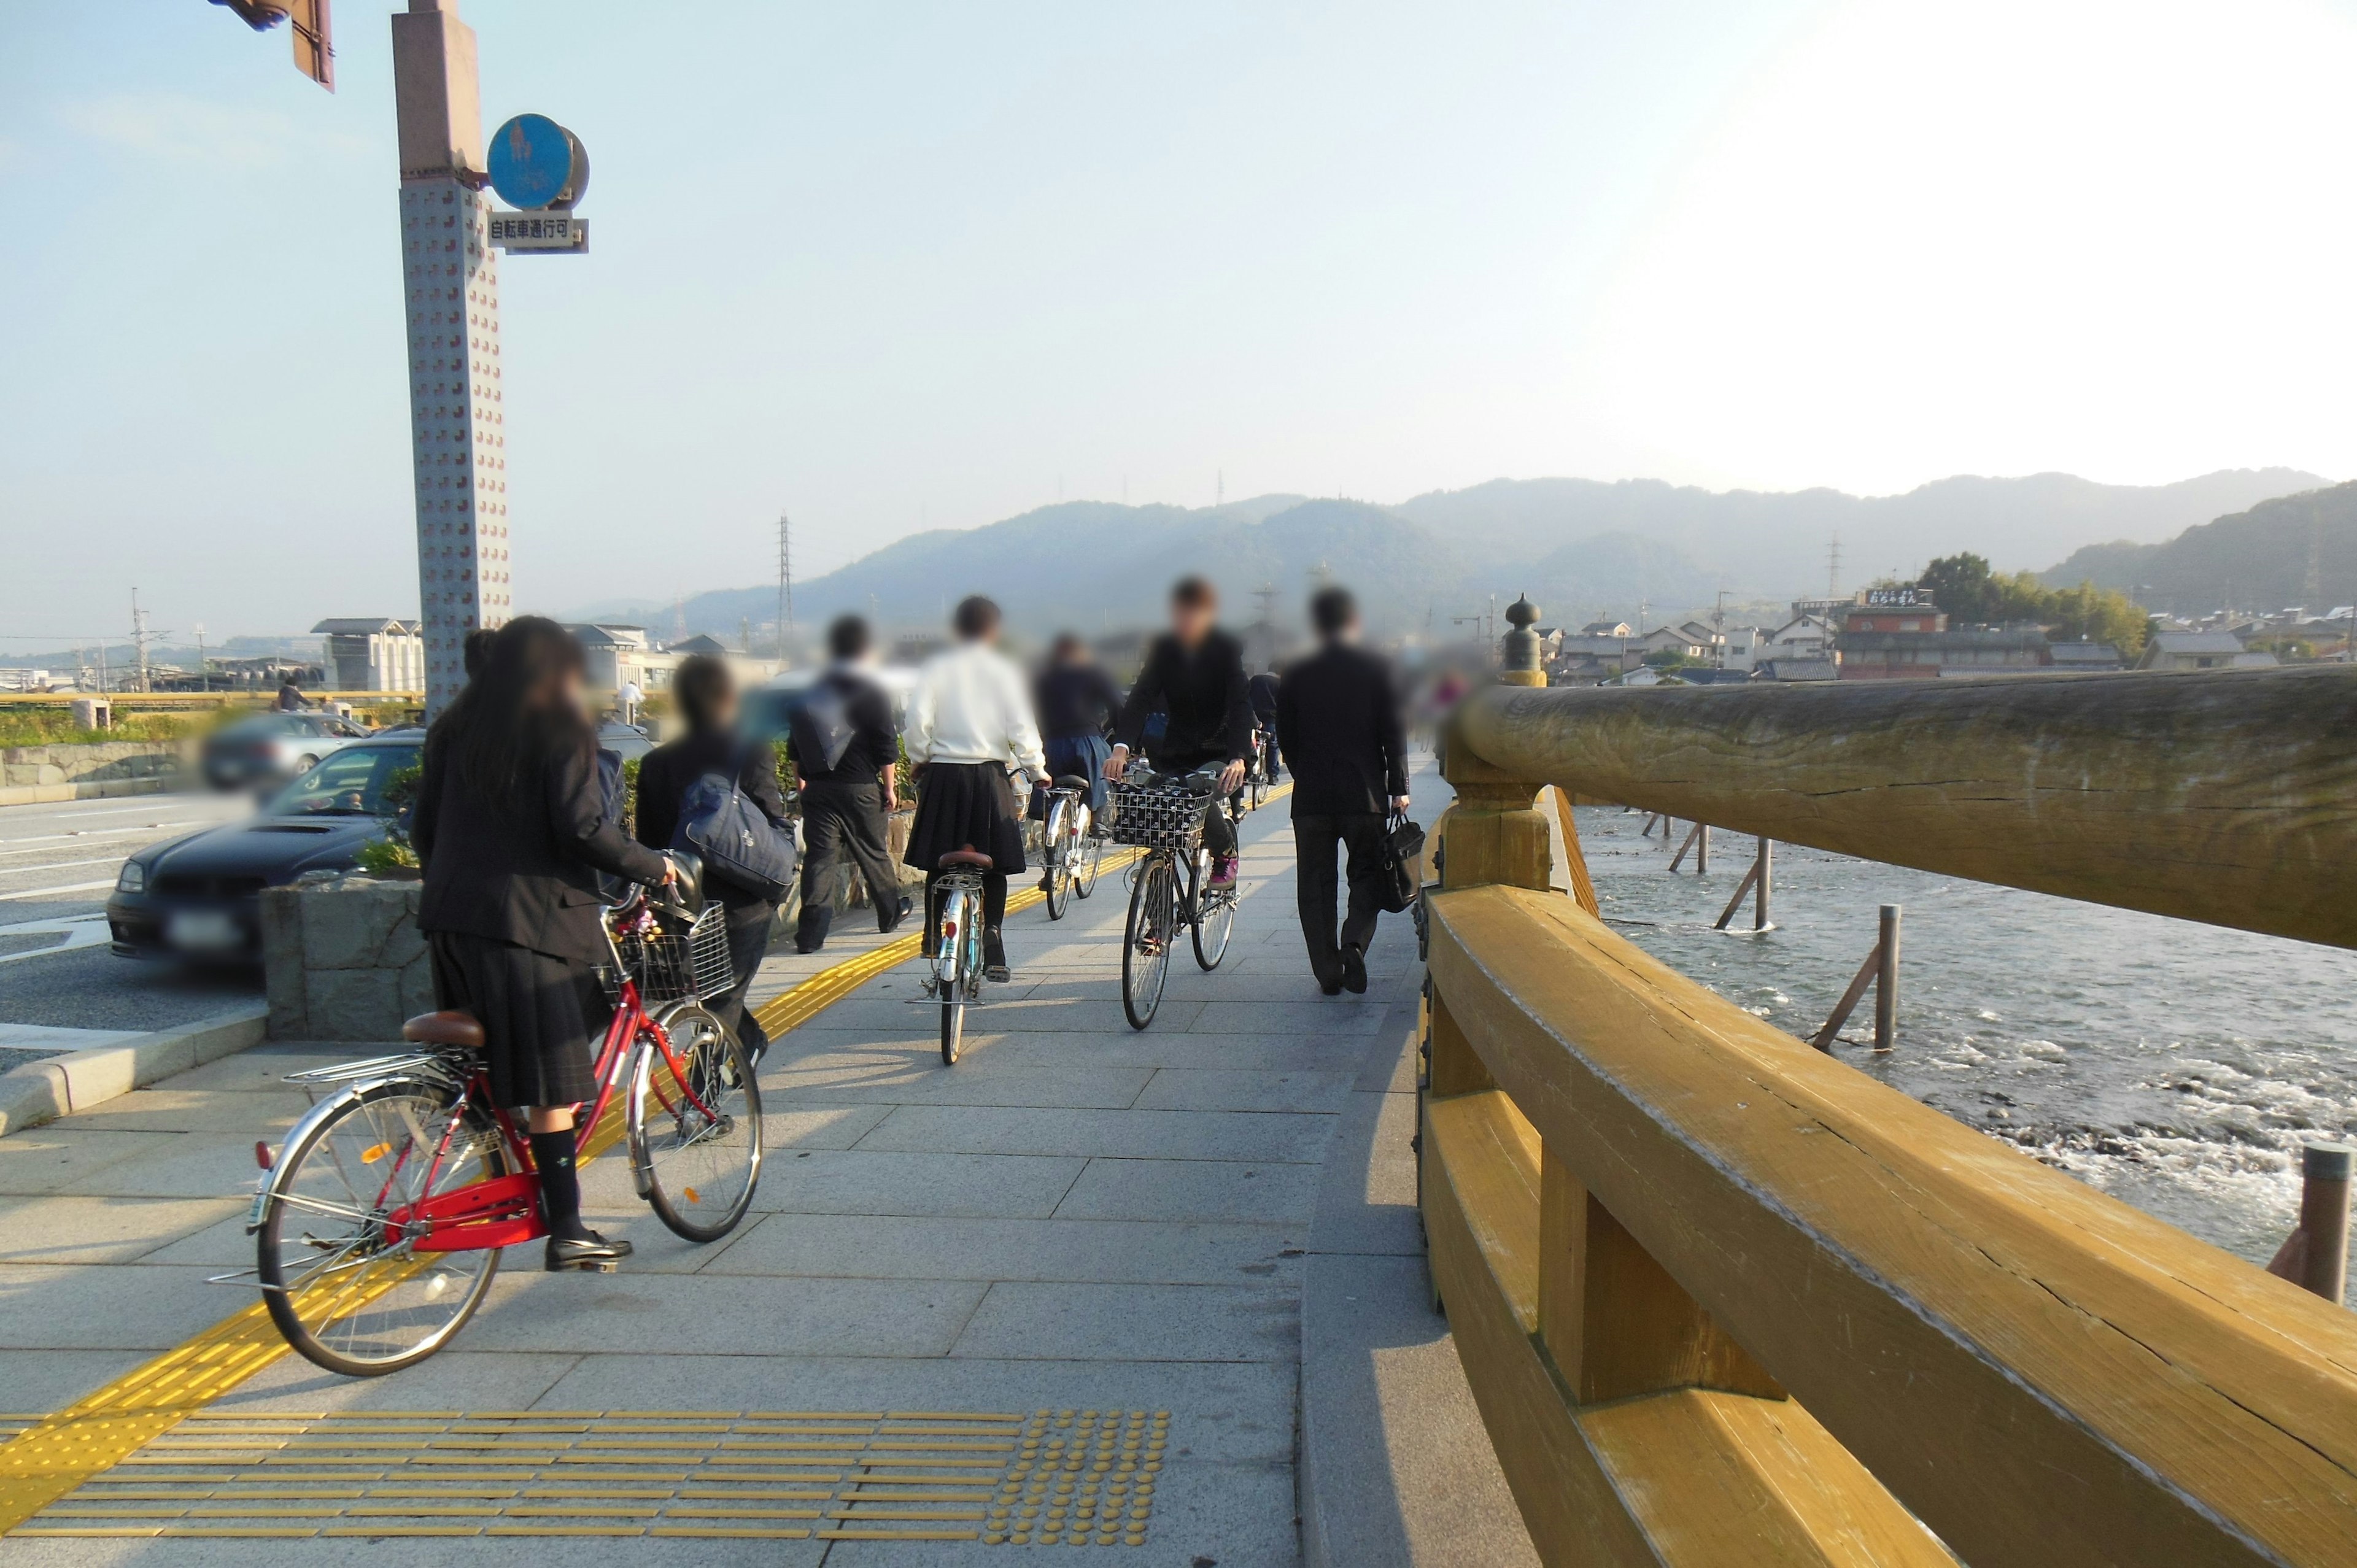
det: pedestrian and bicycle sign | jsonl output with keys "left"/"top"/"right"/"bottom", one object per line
{"left": 489, "top": 210, "right": 588, "bottom": 252}
{"left": 487, "top": 112, "right": 590, "bottom": 253}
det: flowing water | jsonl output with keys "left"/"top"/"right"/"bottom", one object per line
{"left": 1573, "top": 807, "right": 2357, "bottom": 1265}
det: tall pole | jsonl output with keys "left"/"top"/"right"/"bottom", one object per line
{"left": 776, "top": 512, "right": 794, "bottom": 661}
{"left": 394, "top": 0, "right": 508, "bottom": 718}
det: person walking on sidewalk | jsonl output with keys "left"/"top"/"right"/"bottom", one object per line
{"left": 411, "top": 616, "right": 677, "bottom": 1272}
{"left": 903, "top": 595, "right": 1047, "bottom": 984}
{"left": 1277, "top": 586, "right": 1409, "bottom": 995}
{"left": 788, "top": 614, "right": 910, "bottom": 954}
{"left": 1106, "top": 576, "right": 1253, "bottom": 889}
{"left": 633, "top": 654, "right": 791, "bottom": 1065}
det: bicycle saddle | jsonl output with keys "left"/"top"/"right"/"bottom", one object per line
{"left": 938, "top": 848, "right": 994, "bottom": 870}
{"left": 402, "top": 1010, "right": 485, "bottom": 1050}
{"left": 1052, "top": 774, "right": 1091, "bottom": 792}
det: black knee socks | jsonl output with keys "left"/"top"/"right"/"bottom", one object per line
{"left": 530, "top": 1130, "right": 592, "bottom": 1241}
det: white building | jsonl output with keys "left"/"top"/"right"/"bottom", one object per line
{"left": 2135, "top": 631, "right": 2278, "bottom": 673}
{"left": 312, "top": 619, "right": 426, "bottom": 692}
{"left": 1720, "top": 625, "right": 1767, "bottom": 673}
{"left": 567, "top": 624, "right": 682, "bottom": 696}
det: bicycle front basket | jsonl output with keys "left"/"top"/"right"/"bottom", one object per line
{"left": 686, "top": 904, "right": 735, "bottom": 1002}
{"left": 1105, "top": 779, "right": 1204, "bottom": 853}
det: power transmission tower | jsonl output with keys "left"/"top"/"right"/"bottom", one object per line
{"left": 776, "top": 512, "right": 794, "bottom": 662}
{"left": 130, "top": 590, "right": 155, "bottom": 693}
{"left": 2307, "top": 516, "right": 2324, "bottom": 609}
{"left": 1827, "top": 535, "right": 1843, "bottom": 601}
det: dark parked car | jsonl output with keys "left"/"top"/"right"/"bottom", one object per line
{"left": 201, "top": 711, "right": 371, "bottom": 791}
{"left": 597, "top": 720, "right": 655, "bottom": 761}
{"left": 110, "top": 738, "right": 421, "bottom": 962}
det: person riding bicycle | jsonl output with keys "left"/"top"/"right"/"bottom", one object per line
{"left": 1107, "top": 576, "right": 1253, "bottom": 889}
{"left": 410, "top": 616, "right": 678, "bottom": 1273}
{"left": 1030, "top": 633, "right": 1121, "bottom": 887}
{"left": 903, "top": 595, "right": 1047, "bottom": 984}
{"left": 1247, "top": 668, "right": 1282, "bottom": 784}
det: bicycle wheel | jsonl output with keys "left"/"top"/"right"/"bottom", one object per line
{"left": 1043, "top": 800, "right": 1072, "bottom": 921}
{"left": 629, "top": 1002, "right": 762, "bottom": 1243}
{"left": 1123, "top": 855, "right": 1177, "bottom": 1030}
{"left": 1190, "top": 849, "right": 1236, "bottom": 970}
{"left": 257, "top": 1078, "right": 507, "bottom": 1377}
{"left": 1072, "top": 830, "right": 1103, "bottom": 899}
{"left": 942, "top": 1000, "right": 965, "bottom": 1064}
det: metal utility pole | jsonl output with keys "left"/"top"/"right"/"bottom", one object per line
{"left": 195, "top": 622, "right": 207, "bottom": 690}
{"left": 394, "top": 0, "right": 509, "bottom": 717}
{"left": 1827, "top": 535, "right": 1843, "bottom": 601}
{"left": 1713, "top": 589, "right": 1730, "bottom": 669}
{"left": 776, "top": 512, "right": 794, "bottom": 660}
{"left": 130, "top": 590, "right": 155, "bottom": 693}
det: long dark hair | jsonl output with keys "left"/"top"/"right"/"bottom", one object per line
{"left": 426, "top": 617, "right": 593, "bottom": 803}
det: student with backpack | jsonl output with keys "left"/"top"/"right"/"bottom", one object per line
{"left": 787, "top": 615, "right": 910, "bottom": 954}
{"left": 634, "top": 655, "right": 792, "bottom": 1063}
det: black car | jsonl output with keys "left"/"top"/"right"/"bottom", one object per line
{"left": 110, "top": 738, "right": 422, "bottom": 962}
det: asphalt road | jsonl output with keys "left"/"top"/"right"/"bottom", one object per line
{"left": 0, "top": 790, "right": 257, "bottom": 1038}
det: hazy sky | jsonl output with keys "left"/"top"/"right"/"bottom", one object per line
{"left": 6, "top": 0, "right": 2357, "bottom": 639}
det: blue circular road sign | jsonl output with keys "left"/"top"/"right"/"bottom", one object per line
{"left": 488, "top": 114, "right": 588, "bottom": 210}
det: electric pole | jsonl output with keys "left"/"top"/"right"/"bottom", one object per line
{"left": 1828, "top": 535, "right": 1843, "bottom": 601}
{"left": 776, "top": 512, "right": 794, "bottom": 662}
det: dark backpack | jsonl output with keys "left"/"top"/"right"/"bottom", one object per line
{"left": 592, "top": 747, "right": 633, "bottom": 902}
{"left": 672, "top": 748, "right": 797, "bottom": 902}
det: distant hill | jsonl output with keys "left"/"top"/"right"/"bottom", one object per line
{"left": 613, "top": 468, "right": 2329, "bottom": 642}
{"left": 2040, "top": 481, "right": 2357, "bottom": 615}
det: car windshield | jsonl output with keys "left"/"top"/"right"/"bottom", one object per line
{"left": 268, "top": 744, "right": 421, "bottom": 817}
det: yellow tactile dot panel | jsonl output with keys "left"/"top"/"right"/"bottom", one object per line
{"left": 7, "top": 1408, "right": 1168, "bottom": 1543}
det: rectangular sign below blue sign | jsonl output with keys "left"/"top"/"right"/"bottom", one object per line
{"left": 488, "top": 212, "right": 588, "bottom": 253}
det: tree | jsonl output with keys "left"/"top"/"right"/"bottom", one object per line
{"left": 1916, "top": 552, "right": 2147, "bottom": 657}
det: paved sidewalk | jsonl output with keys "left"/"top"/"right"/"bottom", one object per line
{"left": 0, "top": 784, "right": 1433, "bottom": 1564}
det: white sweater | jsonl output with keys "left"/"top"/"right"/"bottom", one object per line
{"left": 904, "top": 641, "right": 1047, "bottom": 773}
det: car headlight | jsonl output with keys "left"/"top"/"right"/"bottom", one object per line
{"left": 116, "top": 862, "right": 145, "bottom": 894}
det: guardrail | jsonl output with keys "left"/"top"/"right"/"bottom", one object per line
{"left": 0, "top": 693, "right": 422, "bottom": 708}
{"left": 1423, "top": 670, "right": 2357, "bottom": 1566}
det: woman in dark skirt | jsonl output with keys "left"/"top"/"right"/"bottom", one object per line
{"left": 902, "top": 595, "right": 1047, "bottom": 982}
{"left": 409, "top": 616, "right": 676, "bottom": 1272}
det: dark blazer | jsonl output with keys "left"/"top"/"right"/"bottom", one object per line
{"left": 413, "top": 732, "right": 669, "bottom": 965}
{"left": 1275, "top": 641, "right": 1409, "bottom": 817}
{"left": 634, "top": 730, "right": 789, "bottom": 916}
{"left": 1114, "top": 629, "right": 1253, "bottom": 765}
{"left": 784, "top": 668, "right": 899, "bottom": 785}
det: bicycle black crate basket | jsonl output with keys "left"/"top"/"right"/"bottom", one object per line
{"left": 602, "top": 904, "right": 735, "bottom": 1006}
{"left": 1105, "top": 777, "right": 1206, "bottom": 853}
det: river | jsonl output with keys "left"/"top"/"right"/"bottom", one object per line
{"left": 1572, "top": 806, "right": 2357, "bottom": 1266}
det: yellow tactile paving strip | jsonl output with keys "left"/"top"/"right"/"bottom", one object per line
{"left": 6, "top": 1408, "right": 1169, "bottom": 1543}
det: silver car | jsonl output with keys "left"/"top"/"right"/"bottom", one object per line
{"left": 200, "top": 712, "right": 371, "bottom": 791}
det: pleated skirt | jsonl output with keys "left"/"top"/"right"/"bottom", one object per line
{"left": 903, "top": 761, "right": 1027, "bottom": 875}
{"left": 427, "top": 931, "right": 609, "bottom": 1109}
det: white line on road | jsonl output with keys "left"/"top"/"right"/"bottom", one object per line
{"left": 0, "top": 881, "right": 114, "bottom": 902}
{"left": 0, "top": 857, "right": 132, "bottom": 878}
{"left": 0, "top": 914, "right": 109, "bottom": 965}
{"left": 0, "top": 825, "right": 215, "bottom": 851}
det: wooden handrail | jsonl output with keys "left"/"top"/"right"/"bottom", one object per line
{"left": 1450, "top": 666, "right": 2357, "bottom": 949}
{"left": 1423, "top": 882, "right": 2357, "bottom": 1566}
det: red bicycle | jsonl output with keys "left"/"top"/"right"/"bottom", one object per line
{"left": 246, "top": 893, "right": 763, "bottom": 1377}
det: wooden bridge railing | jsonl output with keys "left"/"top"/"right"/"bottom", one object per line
{"left": 1423, "top": 669, "right": 2357, "bottom": 1566}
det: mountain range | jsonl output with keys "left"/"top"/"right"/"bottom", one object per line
{"left": 570, "top": 468, "right": 2329, "bottom": 639}
{"left": 2040, "top": 481, "right": 2357, "bottom": 616}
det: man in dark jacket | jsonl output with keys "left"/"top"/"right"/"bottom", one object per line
{"left": 634, "top": 655, "right": 791, "bottom": 1062}
{"left": 1108, "top": 577, "right": 1253, "bottom": 887}
{"left": 786, "top": 615, "right": 908, "bottom": 954}
{"left": 1277, "top": 586, "right": 1409, "bottom": 995}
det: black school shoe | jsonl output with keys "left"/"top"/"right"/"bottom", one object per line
{"left": 1340, "top": 946, "right": 1368, "bottom": 994}
{"left": 880, "top": 895, "right": 914, "bottom": 935}
{"left": 546, "top": 1232, "right": 634, "bottom": 1272}
{"left": 983, "top": 927, "right": 1011, "bottom": 984}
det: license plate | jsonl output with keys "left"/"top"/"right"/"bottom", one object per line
{"left": 166, "top": 910, "right": 242, "bottom": 951}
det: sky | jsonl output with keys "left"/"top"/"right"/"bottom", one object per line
{"left": 6, "top": 0, "right": 2357, "bottom": 640}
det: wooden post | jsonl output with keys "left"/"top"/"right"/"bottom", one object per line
{"left": 1874, "top": 903, "right": 1902, "bottom": 1051}
{"left": 1813, "top": 940, "right": 1882, "bottom": 1051}
{"left": 1698, "top": 822, "right": 1709, "bottom": 875}
{"left": 2270, "top": 1143, "right": 2355, "bottom": 1305}
{"left": 1755, "top": 836, "right": 1771, "bottom": 929}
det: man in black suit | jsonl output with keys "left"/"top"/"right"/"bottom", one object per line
{"left": 1276, "top": 586, "right": 1409, "bottom": 995}
{"left": 788, "top": 615, "right": 908, "bottom": 954}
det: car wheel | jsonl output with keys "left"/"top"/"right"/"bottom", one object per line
{"left": 293, "top": 755, "right": 317, "bottom": 774}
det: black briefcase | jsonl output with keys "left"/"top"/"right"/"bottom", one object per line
{"left": 1379, "top": 812, "right": 1425, "bottom": 914}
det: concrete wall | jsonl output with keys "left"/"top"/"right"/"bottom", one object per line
{"left": 260, "top": 877, "right": 435, "bottom": 1041}
{"left": 1, "top": 740, "right": 197, "bottom": 789}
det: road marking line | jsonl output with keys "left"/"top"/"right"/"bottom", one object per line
{"left": 0, "top": 857, "right": 130, "bottom": 877}
{"left": 0, "top": 881, "right": 112, "bottom": 902}
{"left": 0, "top": 937, "right": 945, "bottom": 1534}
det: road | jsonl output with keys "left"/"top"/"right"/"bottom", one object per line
{"left": 0, "top": 792, "right": 256, "bottom": 1055}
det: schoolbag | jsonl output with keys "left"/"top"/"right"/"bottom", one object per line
{"left": 792, "top": 677, "right": 857, "bottom": 773}
{"left": 593, "top": 746, "right": 633, "bottom": 902}
{"left": 672, "top": 748, "right": 798, "bottom": 902}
